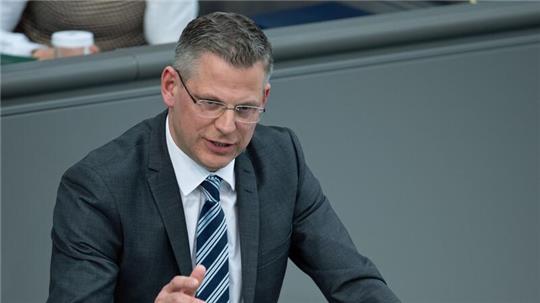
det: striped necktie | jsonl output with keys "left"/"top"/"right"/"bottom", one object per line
{"left": 195, "top": 175, "right": 230, "bottom": 303}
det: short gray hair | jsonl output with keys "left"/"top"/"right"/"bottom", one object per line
{"left": 173, "top": 12, "right": 273, "bottom": 82}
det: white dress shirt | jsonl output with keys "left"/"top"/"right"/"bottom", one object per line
{"left": 0, "top": 0, "right": 198, "bottom": 56}
{"left": 166, "top": 115, "right": 243, "bottom": 302}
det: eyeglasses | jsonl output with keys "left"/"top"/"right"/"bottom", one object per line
{"left": 174, "top": 68, "right": 266, "bottom": 124}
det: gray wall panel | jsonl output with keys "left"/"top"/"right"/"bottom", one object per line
{"left": 2, "top": 97, "right": 165, "bottom": 303}
{"left": 267, "top": 41, "right": 539, "bottom": 303}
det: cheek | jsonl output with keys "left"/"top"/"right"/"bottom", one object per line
{"left": 172, "top": 112, "right": 200, "bottom": 148}
{"left": 176, "top": 110, "right": 204, "bottom": 137}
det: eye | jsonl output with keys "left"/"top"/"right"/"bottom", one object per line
{"left": 235, "top": 106, "right": 257, "bottom": 117}
{"left": 236, "top": 106, "right": 254, "bottom": 112}
{"left": 199, "top": 100, "right": 224, "bottom": 111}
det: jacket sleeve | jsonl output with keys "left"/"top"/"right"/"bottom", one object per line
{"left": 47, "top": 163, "right": 122, "bottom": 303}
{"left": 286, "top": 129, "right": 401, "bottom": 303}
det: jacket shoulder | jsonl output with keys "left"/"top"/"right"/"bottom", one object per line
{"left": 250, "top": 124, "right": 298, "bottom": 152}
{"left": 245, "top": 124, "right": 305, "bottom": 175}
{"left": 67, "top": 112, "right": 164, "bottom": 175}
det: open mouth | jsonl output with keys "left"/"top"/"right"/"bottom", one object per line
{"left": 209, "top": 140, "right": 232, "bottom": 148}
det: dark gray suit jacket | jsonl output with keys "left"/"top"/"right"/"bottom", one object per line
{"left": 48, "top": 111, "right": 399, "bottom": 303}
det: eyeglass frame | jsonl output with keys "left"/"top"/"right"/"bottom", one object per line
{"left": 173, "top": 67, "right": 266, "bottom": 124}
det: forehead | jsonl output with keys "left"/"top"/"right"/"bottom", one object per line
{"left": 187, "top": 53, "right": 267, "bottom": 101}
{"left": 189, "top": 52, "right": 266, "bottom": 81}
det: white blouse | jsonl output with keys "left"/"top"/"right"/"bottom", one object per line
{"left": 0, "top": 0, "right": 198, "bottom": 56}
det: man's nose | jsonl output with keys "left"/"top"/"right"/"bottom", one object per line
{"left": 214, "top": 109, "right": 237, "bottom": 134}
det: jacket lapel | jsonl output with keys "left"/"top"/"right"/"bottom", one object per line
{"left": 235, "top": 152, "right": 260, "bottom": 303}
{"left": 146, "top": 112, "right": 193, "bottom": 276}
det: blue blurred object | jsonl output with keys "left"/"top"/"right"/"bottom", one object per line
{"left": 252, "top": 2, "right": 371, "bottom": 29}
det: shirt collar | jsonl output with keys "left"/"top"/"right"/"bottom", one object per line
{"left": 165, "top": 114, "right": 236, "bottom": 196}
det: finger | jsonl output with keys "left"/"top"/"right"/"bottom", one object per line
{"left": 155, "top": 290, "right": 205, "bottom": 303}
{"left": 162, "top": 275, "right": 200, "bottom": 294}
{"left": 180, "top": 292, "right": 205, "bottom": 303}
{"left": 90, "top": 45, "right": 100, "bottom": 53}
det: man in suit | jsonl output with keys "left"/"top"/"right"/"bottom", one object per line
{"left": 48, "top": 12, "right": 400, "bottom": 303}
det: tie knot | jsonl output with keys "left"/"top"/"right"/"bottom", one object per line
{"left": 201, "top": 175, "right": 223, "bottom": 202}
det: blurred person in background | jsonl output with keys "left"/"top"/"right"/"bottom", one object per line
{"left": 0, "top": 0, "right": 197, "bottom": 60}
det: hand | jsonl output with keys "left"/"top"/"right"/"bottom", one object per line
{"left": 154, "top": 265, "right": 206, "bottom": 303}
{"left": 32, "top": 47, "right": 55, "bottom": 60}
{"left": 32, "top": 45, "right": 100, "bottom": 60}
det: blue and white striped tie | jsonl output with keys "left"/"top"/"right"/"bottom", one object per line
{"left": 196, "top": 175, "right": 229, "bottom": 303}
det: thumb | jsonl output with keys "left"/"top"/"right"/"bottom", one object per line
{"left": 184, "top": 264, "right": 206, "bottom": 296}
{"left": 190, "top": 264, "right": 206, "bottom": 285}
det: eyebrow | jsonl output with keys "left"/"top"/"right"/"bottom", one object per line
{"left": 194, "top": 93, "right": 261, "bottom": 107}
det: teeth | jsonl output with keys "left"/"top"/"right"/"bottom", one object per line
{"left": 214, "top": 142, "right": 227, "bottom": 147}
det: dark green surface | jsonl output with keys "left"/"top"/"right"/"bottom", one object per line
{"left": 0, "top": 54, "right": 35, "bottom": 65}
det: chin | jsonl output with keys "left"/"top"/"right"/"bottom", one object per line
{"left": 201, "top": 158, "right": 232, "bottom": 172}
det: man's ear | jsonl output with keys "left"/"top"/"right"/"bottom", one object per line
{"left": 262, "top": 82, "right": 271, "bottom": 106}
{"left": 161, "top": 66, "right": 178, "bottom": 108}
